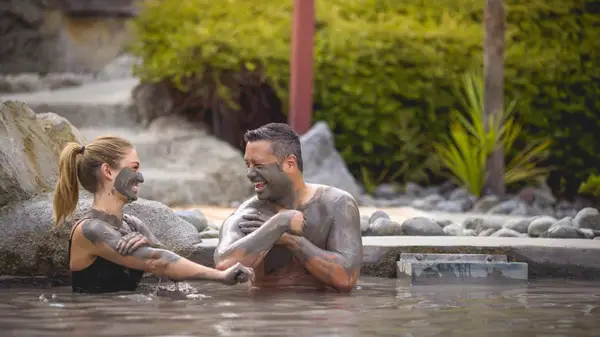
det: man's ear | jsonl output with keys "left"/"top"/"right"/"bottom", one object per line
{"left": 100, "top": 163, "right": 113, "bottom": 180}
{"left": 285, "top": 155, "right": 297, "bottom": 170}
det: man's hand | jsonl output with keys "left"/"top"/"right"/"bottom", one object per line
{"left": 241, "top": 210, "right": 305, "bottom": 236}
{"left": 218, "top": 262, "right": 254, "bottom": 285}
{"left": 279, "top": 210, "right": 305, "bottom": 236}
{"left": 116, "top": 232, "right": 150, "bottom": 255}
{"left": 239, "top": 213, "right": 270, "bottom": 234}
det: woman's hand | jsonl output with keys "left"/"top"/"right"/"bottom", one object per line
{"left": 116, "top": 232, "right": 150, "bottom": 255}
{"left": 219, "top": 262, "right": 254, "bottom": 285}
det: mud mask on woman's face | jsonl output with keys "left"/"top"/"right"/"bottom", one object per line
{"left": 114, "top": 167, "right": 144, "bottom": 202}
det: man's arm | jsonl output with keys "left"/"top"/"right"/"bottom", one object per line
{"left": 280, "top": 192, "right": 363, "bottom": 292}
{"left": 214, "top": 209, "right": 301, "bottom": 270}
{"left": 77, "top": 219, "right": 251, "bottom": 283}
{"left": 124, "top": 214, "right": 166, "bottom": 249}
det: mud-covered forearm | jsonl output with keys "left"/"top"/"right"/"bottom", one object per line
{"left": 282, "top": 234, "right": 360, "bottom": 291}
{"left": 82, "top": 219, "right": 222, "bottom": 282}
{"left": 134, "top": 247, "right": 222, "bottom": 281}
{"left": 214, "top": 213, "right": 291, "bottom": 270}
{"left": 125, "top": 215, "right": 166, "bottom": 249}
{"left": 144, "top": 233, "right": 165, "bottom": 249}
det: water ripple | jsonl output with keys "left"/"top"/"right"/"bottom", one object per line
{"left": 0, "top": 278, "right": 599, "bottom": 337}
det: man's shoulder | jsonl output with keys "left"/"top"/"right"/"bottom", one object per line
{"left": 312, "top": 184, "right": 357, "bottom": 205}
{"left": 233, "top": 196, "right": 264, "bottom": 214}
{"left": 222, "top": 196, "right": 267, "bottom": 226}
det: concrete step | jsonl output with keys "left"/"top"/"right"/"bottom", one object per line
{"left": 79, "top": 127, "right": 143, "bottom": 143}
{"left": 0, "top": 78, "right": 139, "bottom": 128}
{"left": 78, "top": 126, "right": 212, "bottom": 169}
{"left": 138, "top": 169, "right": 236, "bottom": 207}
{"left": 396, "top": 253, "right": 528, "bottom": 285}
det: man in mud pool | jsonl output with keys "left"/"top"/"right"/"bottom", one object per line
{"left": 214, "top": 123, "right": 363, "bottom": 292}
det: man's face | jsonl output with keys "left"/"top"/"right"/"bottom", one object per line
{"left": 244, "top": 140, "right": 293, "bottom": 201}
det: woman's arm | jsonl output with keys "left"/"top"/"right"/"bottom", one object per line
{"left": 75, "top": 219, "right": 252, "bottom": 284}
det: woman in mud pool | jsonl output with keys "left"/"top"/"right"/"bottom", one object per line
{"left": 53, "top": 136, "right": 253, "bottom": 293}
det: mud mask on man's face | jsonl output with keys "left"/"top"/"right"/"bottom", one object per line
{"left": 247, "top": 162, "right": 293, "bottom": 201}
{"left": 114, "top": 167, "right": 144, "bottom": 202}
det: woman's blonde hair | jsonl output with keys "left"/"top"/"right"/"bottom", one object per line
{"left": 52, "top": 136, "right": 133, "bottom": 226}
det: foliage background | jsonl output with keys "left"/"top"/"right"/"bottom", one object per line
{"left": 129, "top": 0, "right": 600, "bottom": 197}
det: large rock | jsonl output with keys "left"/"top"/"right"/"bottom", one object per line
{"left": 300, "top": 122, "right": 361, "bottom": 200}
{"left": 37, "top": 112, "right": 88, "bottom": 153}
{"left": 0, "top": 101, "right": 60, "bottom": 207}
{"left": 0, "top": 193, "right": 202, "bottom": 278}
{"left": 0, "top": 0, "right": 135, "bottom": 74}
{"left": 0, "top": 78, "right": 140, "bottom": 129}
{"left": 0, "top": 102, "right": 209, "bottom": 279}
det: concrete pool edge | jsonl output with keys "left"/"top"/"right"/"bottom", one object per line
{"left": 1, "top": 236, "right": 599, "bottom": 287}
{"left": 191, "top": 236, "right": 600, "bottom": 280}
{"left": 361, "top": 236, "right": 600, "bottom": 279}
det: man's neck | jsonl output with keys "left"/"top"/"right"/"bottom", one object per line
{"left": 275, "top": 181, "right": 308, "bottom": 210}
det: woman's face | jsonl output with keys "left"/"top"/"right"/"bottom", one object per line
{"left": 102, "top": 147, "right": 144, "bottom": 203}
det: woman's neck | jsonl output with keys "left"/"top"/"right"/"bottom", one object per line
{"left": 92, "top": 192, "right": 125, "bottom": 222}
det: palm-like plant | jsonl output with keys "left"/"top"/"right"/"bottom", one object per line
{"left": 433, "top": 71, "right": 552, "bottom": 197}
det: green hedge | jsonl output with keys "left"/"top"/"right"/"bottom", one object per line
{"left": 130, "top": 0, "right": 600, "bottom": 196}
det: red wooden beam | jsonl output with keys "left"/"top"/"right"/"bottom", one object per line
{"left": 288, "top": 0, "right": 315, "bottom": 135}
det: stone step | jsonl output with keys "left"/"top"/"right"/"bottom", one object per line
{"left": 78, "top": 127, "right": 143, "bottom": 143}
{"left": 138, "top": 169, "right": 239, "bottom": 208}
{"left": 78, "top": 126, "right": 212, "bottom": 168}
{"left": 399, "top": 253, "right": 509, "bottom": 263}
{"left": 396, "top": 258, "right": 529, "bottom": 285}
{"left": 0, "top": 78, "right": 139, "bottom": 128}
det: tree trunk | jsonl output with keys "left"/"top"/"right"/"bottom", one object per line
{"left": 288, "top": 0, "right": 315, "bottom": 135}
{"left": 483, "top": 0, "right": 506, "bottom": 197}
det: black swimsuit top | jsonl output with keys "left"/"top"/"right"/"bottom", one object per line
{"left": 68, "top": 213, "right": 145, "bottom": 293}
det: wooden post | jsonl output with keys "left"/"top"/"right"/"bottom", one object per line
{"left": 483, "top": 0, "right": 506, "bottom": 197}
{"left": 288, "top": 0, "right": 315, "bottom": 135}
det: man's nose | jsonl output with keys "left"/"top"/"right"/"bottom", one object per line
{"left": 247, "top": 168, "right": 257, "bottom": 179}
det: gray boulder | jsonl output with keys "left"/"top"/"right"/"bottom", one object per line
{"left": 367, "top": 218, "right": 403, "bottom": 236}
{"left": 574, "top": 207, "right": 600, "bottom": 231}
{"left": 300, "top": 122, "right": 361, "bottom": 200}
{"left": 0, "top": 101, "right": 62, "bottom": 207}
{"left": 173, "top": 208, "right": 209, "bottom": 232}
{"left": 0, "top": 193, "right": 202, "bottom": 277}
{"left": 503, "top": 218, "right": 533, "bottom": 234}
{"left": 490, "top": 228, "right": 522, "bottom": 238}
{"left": 401, "top": 217, "right": 445, "bottom": 236}
{"left": 527, "top": 216, "right": 557, "bottom": 237}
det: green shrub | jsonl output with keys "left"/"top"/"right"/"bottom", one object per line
{"left": 434, "top": 72, "right": 552, "bottom": 197}
{"left": 130, "top": 0, "right": 600, "bottom": 196}
{"left": 578, "top": 175, "right": 600, "bottom": 198}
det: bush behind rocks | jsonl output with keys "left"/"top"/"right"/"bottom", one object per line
{"left": 130, "top": 0, "right": 600, "bottom": 197}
